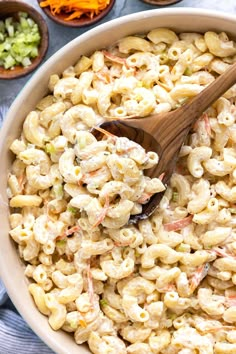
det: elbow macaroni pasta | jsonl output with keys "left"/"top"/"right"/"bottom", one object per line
{"left": 8, "top": 27, "right": 236, "bottom": 353}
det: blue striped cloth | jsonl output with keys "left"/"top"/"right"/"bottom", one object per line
{"left": 0, "top": 279, "right": 55, "bottom": 354}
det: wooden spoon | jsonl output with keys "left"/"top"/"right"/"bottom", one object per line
{"left": 92, "top": 62, "right": 236, "bottom": 223}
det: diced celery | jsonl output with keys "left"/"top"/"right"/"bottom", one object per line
{"left": 27, "top": 18, "right": 34, "bottom": 28}
{"left": 20, "top": 17, "right": 29, "bottom": 30}
{"left": 5, "top": 17, "right": 13, "bottom": 28}
{"left": 18, "top": 12, "right": 28, "bottom": 18}
{"left": 7, "top": 25, "right": 14, "bottom": 37}
{"left": 30, "top": 47, "right": 38, "bottom": 58}
{"left": 0, "top": 12, "right": 41, "bottom": 69}
{"left": 4, "top": 54, "right": 15, "bottom": 69}
{"left": 13, "top": 54, "right": 23, "bottom": 63}
{"left": 21, "top": 57, "right": 31, "bottom": 67}
{"left": 4, "top": 42, "right": 11, "bottom": 51}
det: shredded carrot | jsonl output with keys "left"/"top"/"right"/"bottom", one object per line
{"left": 189, "top": 263, "right": 209, "bottom": 294}
{"left": 80, "top": 168, "right": 103, "bottom": 184}
{"left": 159, "top": 284, "right": 176, "bottom": 293}
{"left": 39, "top": 0, "right": 111, "bottom": 21}
{"left": 225, "top": 295, "right": 236, "bottom": 307}
{"left": 92, "top": 194, "right": 110, "bottom": 228}
{"left": 93, "top": 126, "right": 117, "bottom": 139}
{"left": 193, "top": 112, "right": 211, "bottom": 136}
{"left": 137, "top": 173, "right": 165, "bottom": 204}
{"left": 137, "top": 192, "right": 153, "bottom": 204}
{"left": 175, "top": 163, "right": 189, "bottom": 175}
{"left": 114, "top": 241, "right": 132, "bottom": 247}
{"left": 158, "top": 172, "right": 165, "bottom": 181}
{"left": 95, "top": 70, "right": 112, "bottom": 84}
{"left": 66, "top": 252, "right": 74, "bottom": 262}
{"left": 103, "top": 51, "right": 127, "bottom": 66}
{"left": 56, "top": 225, "right": 81, "bottom": 241}
{"left": 209, "top": 246, "right": 236, "bottom": 260}
{"left": 17, "top": 173, "right": 26, "bottom": 190}
{"left": 163, "top": 215, "right": 193, "bottom": 232}
{"left": 203, "top": 113, "right": 211, "bottom": 136}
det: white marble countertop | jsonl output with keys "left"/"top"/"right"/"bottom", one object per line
{"left": 0, "top": 0, "right": 236, "bottom": 116}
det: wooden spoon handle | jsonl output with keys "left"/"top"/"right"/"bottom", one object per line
{"left": 119, "top": 61, "right": 236, "bottom": 158}
{"left": 180, "top": 61, "right": 236, "bottom": 124}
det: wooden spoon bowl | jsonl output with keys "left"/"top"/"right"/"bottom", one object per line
{"left": 93, "top": 61, "right": 236, "bottom": 223}
{"left": 0, "top": 1, "right": 49, "bottom": 80}
{"left": 37, "top": 0, "right": 116, "bottom": 27}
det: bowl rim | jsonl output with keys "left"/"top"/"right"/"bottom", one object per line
{"left": 0, "top": 0, "right": 49, "bottom": 79}
{"left": 1, "top": 7, "right": 236, "bottom": 354}
{"left": 37, "top": 0, "right": 116, "bottom": 27}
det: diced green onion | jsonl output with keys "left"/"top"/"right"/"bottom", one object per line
{"left": 45, "top": 143, "right": 56, "bottom": 154}
{"left": 56, "top": 239, "right": 66, "bottom": 247}
{"left": 172, "top": 192, "right": 179, "bottom": 202}
{"left": 0, "top": 12, "right": 41, "bottom": 70}
{"left": 100, "top": 299, "right": 108, "bottom": 306}
{"left": 184, "top": 67, "right": 193, "bottom": 76}
{"left": 68, "top": 206, "right": 78, "bottom": 214}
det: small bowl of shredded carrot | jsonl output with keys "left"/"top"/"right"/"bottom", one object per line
{"left": 37, "top": 0, "right": 116, "bottom": 27}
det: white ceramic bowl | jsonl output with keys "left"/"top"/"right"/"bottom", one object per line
{"left": 1, "top": 8, "right": 236, "bottom": 354}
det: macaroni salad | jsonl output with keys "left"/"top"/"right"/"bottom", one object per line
{"left": 7, "top": 28, "right": 236, "bottom": 353}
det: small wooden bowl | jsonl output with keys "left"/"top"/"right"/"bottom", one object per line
{"left": 0, "top": 1, "right": 49, "bottom": 80}
{"left": 141, "top": 0, "right": 182, "bottom": 5}
{"left": 37, "top": 0, "right": 115, "bottom": 27}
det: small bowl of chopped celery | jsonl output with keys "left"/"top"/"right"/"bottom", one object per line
{"left": 37, "top": 0, "right": 115, "bottom": 27}
{"left": 0, "top": 0, "right": 49, "bottom": 79}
